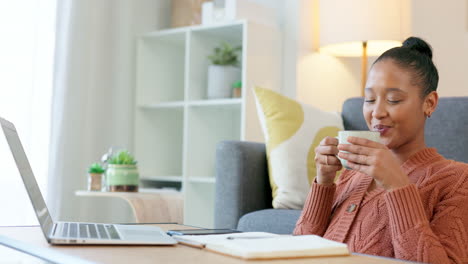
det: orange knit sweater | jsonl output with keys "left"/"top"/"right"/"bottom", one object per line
{"left": 294, "top": 148, "right": 468, "bottom": 264}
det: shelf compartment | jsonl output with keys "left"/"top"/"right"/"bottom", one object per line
{"left": 136, "top": 31, "right": 186, "bottom": 105}
{"left": 186, "top": 106, "right": 241, "bottom": 179}
{"left": 187, "top": 23, "right": 244, "bottom": 101}
{"left": 134, "top": 108, "right": 184, "bottom": 179}
{"left": 184, "top": 183, "right": 215, "bottom": 228}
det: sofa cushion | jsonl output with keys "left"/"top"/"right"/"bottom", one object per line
{"left": 254, "top": 87, "right": 343, "bottom": 210}
{"left": 237, "top": 209, "right": 302, "bottom": 234}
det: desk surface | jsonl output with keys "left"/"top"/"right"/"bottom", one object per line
{"left": 0, "top": 224, "right": 415, "bottom": 264}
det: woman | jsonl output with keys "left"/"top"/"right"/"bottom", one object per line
{"left": 294, "top": 37, "right": 468, "bottom": 264}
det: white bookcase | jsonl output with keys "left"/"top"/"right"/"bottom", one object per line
{"left": 134, "top": 20, "right": 281, "bottom": 228}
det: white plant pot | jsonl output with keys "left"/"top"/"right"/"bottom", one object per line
{"left": 207, "top": 65, "right": 241, "bottom": 99}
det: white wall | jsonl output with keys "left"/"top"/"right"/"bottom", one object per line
{"left": 278, "top": 0, "right": 363, "bottom": 111}
{"left": 280, "top": 0, "right": 300, "bottom": 98}
{"left": 281, "top": 0, "right": 468, "bottom": 111}
{"left": 295, "top": 0, "right": 364, "bottom": 112}
{"left": 412, "top": 0, "right": 468, "bottom": 97}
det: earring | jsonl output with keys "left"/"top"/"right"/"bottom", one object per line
{"left": 426, "top": 112, "right": 432, "bottom": 118}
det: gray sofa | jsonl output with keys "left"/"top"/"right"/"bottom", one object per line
{"left": 214, "top": 97, "right": 468, "bottom": 234}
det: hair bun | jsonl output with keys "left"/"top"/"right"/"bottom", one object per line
{"left": 402, "top": 37, "right": 433, "bottom": 59}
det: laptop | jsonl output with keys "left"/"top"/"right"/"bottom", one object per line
{"left": 0, "top": 117, "right": 177, "bottom": 245}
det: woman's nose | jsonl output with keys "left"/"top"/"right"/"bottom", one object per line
{"left": 372, "top": 100, "right": 388, "bottom": 119}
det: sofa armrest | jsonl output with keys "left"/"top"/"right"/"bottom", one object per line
{"left": 214, "top": 140, "right": 272, "bottom": 229}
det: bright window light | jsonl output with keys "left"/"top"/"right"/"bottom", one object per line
{"left": 0, "top": 0, "right": 56, "bottom": 225}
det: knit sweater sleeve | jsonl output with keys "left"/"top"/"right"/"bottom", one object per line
{"left": 384, "top": 172, "right": 468, "bottom": 264}
{"left": 293, "top": 182, "right": 336, "bottom": 236}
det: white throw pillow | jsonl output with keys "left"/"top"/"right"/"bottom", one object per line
{"left": 254, "top": 87, "right": 344, "bottom": 209}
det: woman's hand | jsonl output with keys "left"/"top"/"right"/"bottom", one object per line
{"left": 315, "top": 136, "right": 342, "bottom": 186}
{"left": 337, "top": 136, "right": 410, "bottom": 191}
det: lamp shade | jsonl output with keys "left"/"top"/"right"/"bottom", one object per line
{"left": 319, "top": 0, "right": 410, "bottom": 57}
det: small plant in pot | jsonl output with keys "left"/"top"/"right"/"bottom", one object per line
{"left": 87, "top": 163, "right": 105, "bottom": 191}
{"left": 207, "top": 42, "right": 242, "bottom": 99}
{"left": 105, "top": 150, "right": 139, "bottom": 192}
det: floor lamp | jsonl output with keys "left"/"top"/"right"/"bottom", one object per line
{"left": 318, "top": 0, "right": 409, "bottom": 96}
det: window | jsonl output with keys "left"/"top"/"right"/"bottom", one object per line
{"left": 0, "top": 0, "right": 56, "bottom": 225}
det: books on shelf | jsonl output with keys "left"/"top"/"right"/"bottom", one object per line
{"left": 172, "top": 232, "right": 350, "bottom": 260}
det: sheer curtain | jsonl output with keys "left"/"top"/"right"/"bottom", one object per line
{"left": 0, "top": 0, "right": 56, "bottom": 225}
{"left": 48, "top": 0, "right": 170, "bottom": 222}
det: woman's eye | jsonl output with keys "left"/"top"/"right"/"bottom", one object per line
{"left": 364, "top": 99, "right": 375, "bottom": 103}
{"left": 387, "top": 99, "right": 401, "bottom": 104}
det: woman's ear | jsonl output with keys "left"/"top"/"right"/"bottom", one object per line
{"left": 423, "top": 91, "right": 439, "bottom": 117}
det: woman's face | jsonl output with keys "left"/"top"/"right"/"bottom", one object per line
{"left": 363, "top": 59, "right": 428, "bottom": 150}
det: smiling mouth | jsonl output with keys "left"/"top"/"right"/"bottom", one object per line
{"left": 373, "top": 125, "right": 392, "bottom": 135}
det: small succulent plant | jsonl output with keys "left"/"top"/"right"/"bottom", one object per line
{"left": 108, "top": 150, "right": 137, "bottom": 165}
{"left": 88, "top": 163, "right": 105, "bottom": 174}
{"left": 208, "top": 42, "right": 242, "bottom": 66}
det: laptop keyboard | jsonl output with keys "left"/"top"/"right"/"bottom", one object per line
{"left": 61, "top": 223, "right": 121, "bottom": 240}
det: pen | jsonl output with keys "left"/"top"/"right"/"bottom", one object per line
{"left": 172, "top": 237, "right": 205, "bottom": 248}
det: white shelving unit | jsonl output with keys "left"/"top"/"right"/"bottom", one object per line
{"left": 134, "top": 20, "right": 281, "bottom": 228}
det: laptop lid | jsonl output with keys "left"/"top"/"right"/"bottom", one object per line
{"left": 0, "top": 117, "right": 54, "bottom": 241}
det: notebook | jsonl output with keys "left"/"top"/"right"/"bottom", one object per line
{"left": 171, "top": 232, "right": 350, "bottom": 260}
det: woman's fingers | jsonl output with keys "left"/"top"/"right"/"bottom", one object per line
{"left": 315, "top": 145, "right": 339, "bottom": 155}
{"left": 322, "top": 154, "right": 342, "bottom": 166}
{"left": 315, "top": 136, "right": 343, "bottom": 185}
{"left": 338, "top": 151, "right": 369, "bottom": 165}
{"left": 346, "top": 161, "right": 371, "bottom": 175}
{"left": 320, "top": 136, "right": 339, "bottom": 146}
{"left": 315, "top": 153, "right": 341, "bottom": 165}
{"left": 337, "top": 143, "right": 373, "bottom": 155}
{"left": 321, "top": 164, "right": 343, "bottom": 172}
{"left": 346, "top": 136, "right": 384, "bottom": 149}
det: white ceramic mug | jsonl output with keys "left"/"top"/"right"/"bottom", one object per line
{"left": 336, "top": 131, "right": 381, "bottom": 170}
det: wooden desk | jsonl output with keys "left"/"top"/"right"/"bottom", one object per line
{"left": 75, "top": 189, "right": 183, "bottom": 223}
{"left": 0, "top": 224, "right": 417, "bottom": 264}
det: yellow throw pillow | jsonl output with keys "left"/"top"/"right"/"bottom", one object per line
{"left": 254, "top": 87, "right": 343, "bottom": 209}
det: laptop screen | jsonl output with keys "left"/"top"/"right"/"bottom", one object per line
{"left": 0, "top": 118, "right": 54, "bottom": 240}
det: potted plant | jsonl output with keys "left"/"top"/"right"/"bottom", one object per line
{"left": 105, "top": 150, "right": 139, "bottom": 192}
{"left": 207, "top": 42, "right": 242, "bottom": 99}
{"left": 231, "top": 80, "right": 242, "bottom": 98}
{"left": 87, "top": 163, "right": 105, "bottom": 191}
